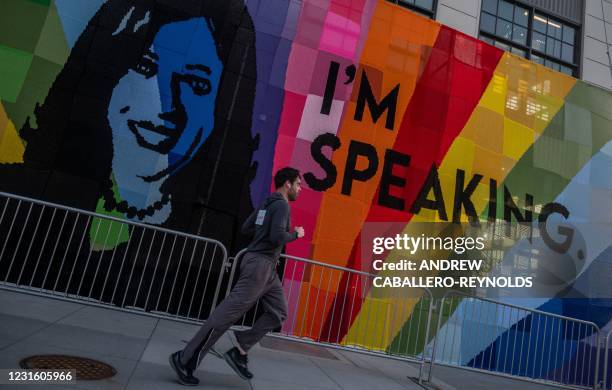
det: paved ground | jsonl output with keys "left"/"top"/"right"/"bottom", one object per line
{"left": 0, "top": 289, "right": 561, "bottom": 389}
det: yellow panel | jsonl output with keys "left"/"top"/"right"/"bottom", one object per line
{"left": 0, "top": 119, "right": 25, "bottom": 164}
{"left": 480, "top": 53, "right": 574, "bottom": 135}
{"left": 0, "top": 103, "right": 7, "bottom": 132}
{"left": 503, "top": 117, "right": 535, "bottom": 160}
{"left": 479, "top": 73, "right": 507, "bottom": 114}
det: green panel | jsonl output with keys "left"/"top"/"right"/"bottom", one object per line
{"left": 33, "top": 0, "right": 69, "bottom": 65}
{"left": 0, "top": 0, "right": 49, "bottom": 52}
{"left": 569, "top": 82, "right": 612, "bottom": 121}
{"left": 90, "top": 177, "right": 130, "bottom": 250}
{"left": 29, "top": 0, "right": 51, "bottom": 6}
{"left": 0, "top": 44, "right": 33, "bottom": 102}
{"left": 387, "top": 294, "right": 459, "bottom": 356}
{"left": 564, "top": 102, "right": 593, "bottom": 147}
{"left": 565, "top": 82, "right": 612, "bottom": 156}
{"left": 539, "top": 105, "right": 565, "bottom": 141}
{"left": 1, "top": 55, "right": 62, "bottom": 130}
{"left": 591, "top": 113, "right": 612, "bottom": 151}
{"left": 90, "top": 215, "right": 131, "bottom": 251}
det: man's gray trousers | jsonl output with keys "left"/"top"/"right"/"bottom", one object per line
{"left": 180, "top": 252, "right": 288, "bottom": 370}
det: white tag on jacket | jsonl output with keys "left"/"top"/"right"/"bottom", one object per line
{"left": 255, "top": 209, "right": 266, "bottom": 225}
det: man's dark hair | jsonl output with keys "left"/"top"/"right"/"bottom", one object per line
{"left": 274, "top": 167, "right": 301, "bottom": 189}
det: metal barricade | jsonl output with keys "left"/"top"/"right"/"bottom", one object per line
{"left": 0, "top": 191, "right": 228, "bottom": 321}
{"left": 603, "top": 329, "right": 612, "bottom": 390}
{"left": 225, "top": 249, "right": 435, "bottom": 374}
{"left": 3, "top": 190, "right": 604, "bottom": 389}
{"left": 425, "top": 290, "right": 601, "bottom": 389}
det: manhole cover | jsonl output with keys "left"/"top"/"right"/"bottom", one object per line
{"left": 20, "top": 355, "right": 116, "bottom": 380}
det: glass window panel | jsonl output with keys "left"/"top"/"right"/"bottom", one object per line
{"left": 562, "top": 42, "right": 574, "bottom": 63}
{"left": 545, "top": 59, "right": 560, "bottom": 71}
{"left": 563, "top": 25, "right": 575, "bottom": 44}
{"left": 553, "top": 39, "right": 561, "bottom": 58}
{"left": 532, "top": 32, "right": 546, "bottom": 52}
{"left": 495, "top": 40, "right": 510, "bottom": 51}
{"left": 496, "top": 19, "right": 512, "bottom": 40}
{"left": 530, "top": 54, "right": 544, "bottom": 65}
{"left": 546, "top": 37, "right": 555, "bottom": 55}
{"left": 512, "top": 25, "right": 527, "bottom": 45}
{"left": 479, "top": 35, "right": 495, "bottom": 45}
{"left": 547, "top": 19, "right": 562, "bottom": 39}
{"left": 511, "top": 47, "right": 526, "bottom": 57}
{"left": 514, "top": 6, "right": 529, "bottom": 27}
{"left": 482, "top": 0, "right": 497, "bottom": 14}
{"left": 533, "top": 14, "right": 547, "bottom": 33}
{"left": 415, "top": 0, "right": 434, "bottom": 10}
{"left": 560, "top": 65, "right": 573, "bottom": 76}
{"left": 498, "top": 0, "right": 513, "bottom": 20}
{"left": 481, "top": 12, "right": 496, "bottom": 34}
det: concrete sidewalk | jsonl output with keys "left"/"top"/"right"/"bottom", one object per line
{"left": 0, "top": 289, "right": 559, "bottom": 390}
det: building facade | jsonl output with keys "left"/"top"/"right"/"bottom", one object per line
{"left": 393, "top": 0, "right": 612, "bottom": 89}
{"left": 0, "top": 1, "right": 611, "bottom": 388}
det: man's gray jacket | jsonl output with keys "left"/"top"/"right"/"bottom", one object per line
{"left": 241, "top": 192, "right": 297, "bottom": 261}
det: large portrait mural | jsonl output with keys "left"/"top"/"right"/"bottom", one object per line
{"left": 1, "top": 0, "right": 611, "bottom": 385}
{"left": 0, "top": 0, "right": 257, "bottom": 247}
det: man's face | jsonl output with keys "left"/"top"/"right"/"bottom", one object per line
{"left": 287, "top": 177, "right": 302, "bottom": 201}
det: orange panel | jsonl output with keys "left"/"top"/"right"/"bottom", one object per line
{"left": 311, "top": 1, "right": 441, "bottom": 269}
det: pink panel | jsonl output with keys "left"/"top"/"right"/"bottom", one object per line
{"left": 319, "top": 11, "right": 361, "bottom": 58}
{"left": 281, "top": 266, "right": 308, "bottom": 334}
{"left": 278, "top": 91, "right": 308, "bottom": 138}
{"left": 309, "top": 50, "right": 355, "bottom": 97}
{"left": 288, "top": 188, "right": 320, "bottom": 248}
{"left": 273, "top": 134, "right": 297, "bottom": 173}
{"left": 285, "top": 43, "right": 319, "bottom": 95}
{"left": 296, "top": 94, "right": 345, "bottom": 141}
{"left": 294, "top": 1, "right": 328, "bottom": 48}
{"left": 291, "top": 138, "right": 328, "bottom": 179}
{"left": 292, "top": 186, "right": 322, "bottom": 212}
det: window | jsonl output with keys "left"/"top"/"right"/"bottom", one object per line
{"left": 532, "top": 14, "right": 576, "bottom": 64}
{"left": 387, "top": 0, "right": 436, "bottom": 19}
{"left": 480, "top": 35, "right": 526, "bottom": 57}
{"left": 479, "top": 0, "right": 579, "bottom": 76}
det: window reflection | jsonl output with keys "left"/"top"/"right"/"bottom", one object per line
{"left": 479, "top": 0, "right": 578, "bottom": 76}
{"left": 389, "top": 0, "right": 436, "bottom": 18}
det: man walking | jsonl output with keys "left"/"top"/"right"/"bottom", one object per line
{"left": 170, "top": 167, "right": 304, "bottom": 385}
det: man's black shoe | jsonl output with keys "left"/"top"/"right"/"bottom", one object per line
{"left": 223, "top": 347, "right": 253, "bottom": 380}
{"left": 169, "top": 351, "right": 199, "bottom": 386}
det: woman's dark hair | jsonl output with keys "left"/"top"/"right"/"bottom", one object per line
{"left": 274, "top": 167, "right": 301, "bottom": 189}
{"left": 16, "top": 0, "right": 258, "bottom": 247}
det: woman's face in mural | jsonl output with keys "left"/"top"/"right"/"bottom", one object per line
{"left": 108, "top": 16, "right": 222, "bottom": 209}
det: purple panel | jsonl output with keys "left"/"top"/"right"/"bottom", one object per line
{"left": 247, "top": 0, "right": 298, "bottom": 207}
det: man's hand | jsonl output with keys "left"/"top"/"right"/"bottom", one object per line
{"left": 294, "top": 226, "right": 305, "bottom": 238}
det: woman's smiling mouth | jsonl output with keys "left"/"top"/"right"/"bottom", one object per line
{"left": 127, "top": 119, "right": 180, "bottom": 154}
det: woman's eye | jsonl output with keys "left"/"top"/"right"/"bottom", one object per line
{"left": 133, "top": 57, "right": 158, "bottom": 78}
{"left": 186, "top": 75, "right": 211, "bottom": 96}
